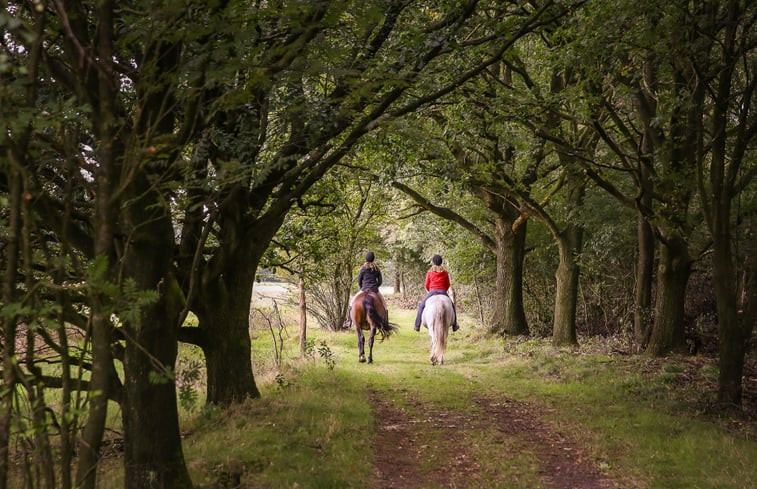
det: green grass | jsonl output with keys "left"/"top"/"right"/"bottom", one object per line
{"left": 183, "top": 368, "right": 374, "bottom": 488}
{"left": 170, "top": 304, "right": 757, "bottom": 489}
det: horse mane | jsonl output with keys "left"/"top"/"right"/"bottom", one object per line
{"left": 429, "top": 265, "right": 445, "bottom": 273}
{"left": 363, "top": 262, "right": 379, "bottom": 270}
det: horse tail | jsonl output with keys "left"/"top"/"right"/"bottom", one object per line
{"left": 431, "top": 297, "right": 450, "bottom": 364}
{"left": 363, "top": 294, "right": 397, "bottom": 340}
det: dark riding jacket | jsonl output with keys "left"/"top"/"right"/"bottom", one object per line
{"left": 357, "top": 264, "right": 382, "bottom": 292}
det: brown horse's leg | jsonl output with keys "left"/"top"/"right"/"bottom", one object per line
{"left": 357, "top": 327, "right": 366, "bottom": 363}
{"left": 368, "top": 326, "right": 376, "bottom": 364}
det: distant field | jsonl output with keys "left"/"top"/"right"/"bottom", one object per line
{"left": 252, "top": 282, "right": 395, "bottom": 301}
{"left": 253, "top": 281, "right": 293, "bottom": 297}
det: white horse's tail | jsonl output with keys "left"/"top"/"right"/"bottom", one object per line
{"left": 430, "top": 297, "right": 451, "bottom": 365}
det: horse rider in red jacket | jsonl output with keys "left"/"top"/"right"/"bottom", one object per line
{"left": 414, "top": 254, "right": 458, "bottom": 332}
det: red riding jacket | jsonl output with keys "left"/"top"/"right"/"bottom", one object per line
{"left": 425, "top": 269, "right": 450, "bottom": 291}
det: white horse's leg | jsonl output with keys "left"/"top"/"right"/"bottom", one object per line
{"left": 439, "top": 310, "right": 449, "bottom": 365}
{"left": 428, "top": 323, "right": 437, "bottom": 365}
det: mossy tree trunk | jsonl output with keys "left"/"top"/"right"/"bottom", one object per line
{"left": 191, "top": 207, "right": 285, "bottom": 405}
{"left": 634, "top": 211, "right": 655, "bottom": 350}
{"left": 704, "top": 1, "right": 757, "bottom": 404}
{"left": 473, "top": 185, "right": 530, "bottom": 336}
{"left": 551, "top": 170, "right": 585, "bottom": 347}
{"left": 121, "top": 175, "right": 192, "bottom": 489}
{"left": 0, "top": 172, "right": 21, "bottom": 489}
{"left": 492, "top": 213, "right": 529, "bottom": 336}
{"left": 552, "top": 228, "right": 582, "bottom": 347}
{"left": 645, "top": 237, "right": 691, "bottom": 356}
{"left": 196, "top": 253, "right": 261, "bottom": 405}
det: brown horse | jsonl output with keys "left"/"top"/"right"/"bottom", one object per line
{"left": 350, "top": 290, "right": 398, "bottom": 363}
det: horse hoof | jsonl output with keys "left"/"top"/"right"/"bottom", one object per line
{"left": 368, "top": 358, "right": 373, "bottom": 364}
{"left": 359, "top": 356, "right": 366, "bottom": 363}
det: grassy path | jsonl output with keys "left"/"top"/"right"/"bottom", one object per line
{"left": 347, "top": 307, "right": 621, "bottom": 488}
{"left": 177, "top": 305, "right": 757, "bottom": 489}
{"left": 367, "top": 387, "right": 617, "bottom": 488}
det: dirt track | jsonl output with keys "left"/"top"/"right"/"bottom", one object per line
{"left": 369, "top": 389, "right": 620, "bottom": 489}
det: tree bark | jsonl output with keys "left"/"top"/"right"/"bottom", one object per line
{"left": 713, "top": 226, "right": 747, "bottom": 405}
{"left": 633, "top": 209, "right": 655, "bottom": 351}
{"left": 0, "top": 172, "right": 21, "bottom": 489}
{"left": 198, "top": 251, "right": 261, "bottom": 405}
{"left": 193, "top": 211, "right": 278, "bottom": 405}
{"left": 709, "top": 128, "right": 744, "bottom": 403}
{"left": 705, "top": 0, "right": 755, "bottom": 406}
{"left": 75, "top": 306, "right": 114, "bottom": 489}
{"left": 471, "top": 183, "right": 529, "bottom": 336}
{"left": 75, "top": 4, "right": 119, "bottom": 482}
{"left": 123, "top": 292, "right": 192, "bottom": 489}
{"left": 646, "top": 237, "right": 691, "bottom": 356}
{"left": 121, "top": 177, "right": 192, "bottom": 489}
{"left": 299, "top": 266, "right": 308, "bottom": 356}
{"left": 491, "top": 215, "right": 529, "bottom": 335}
{"left": 633, "top": 73, "right": 658, "bottom": 352}
{"left": 552, "top": 227, "right": 582, "bottom": 346}
{"left": 550, "top": 166, "right": 585, "bottom": 347}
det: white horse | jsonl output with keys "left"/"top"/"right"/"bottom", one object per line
{"left": 421, "top": 294, "right": 455, "bottom": 365}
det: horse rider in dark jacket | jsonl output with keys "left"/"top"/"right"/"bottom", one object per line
{"left": 357, "top": 251, "right": 382, "bottom": 292}
{"left": 355, "top": 251, "right": 388, "bottom": 323}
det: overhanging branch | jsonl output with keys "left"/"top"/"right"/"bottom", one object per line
{"left": 391, "top": 180, "right": 496, "bottom": 252}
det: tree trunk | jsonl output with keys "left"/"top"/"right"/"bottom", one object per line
{"left": 299, "top": 269, "right": 307, "bottom": 356}
{"left": 646, "top": 237, "right": 691, "bottom": 356}
{"left": 634, "top": 210, "right": 655, "bottom": 352}
{"left": 552, "top": 228, "right": 582, "bottom": 346}
{"left": 199, "top": 252, "right": 261, "bottom": 405}
{"left": 121, "top": 180, "right": 192, "bottom": 489}
{"left": 712, "top": 198, "right": 755, "bottom": 405}
{"left": 552, "top": 167, "right": 585, "bottom": 347}
{"left": 201, "top": 298, "right": 260, "bottom": 404}
{"left": 713, "top": 236, "right": 745, "bottom": 405}
{"left": 0, "top": 173, "right": 21, "bottom": 489}
{"left": 705, "top": 8, "right": 753, "bottom": 405}
{"left": 194, "top": 213, "right": 281, "bottom": 405}
{"left": 632, "top": 55, "right": 662, "bottom": 353}
{"left": 75, "top": 306, "right": 114, "bottom": 488}
{"left": 76, "top": 78, "right": 120, "bottom": 489}
{"left": 490, "top": 214, "right": 529, "bottom": 335}
{"left": 123, "top": 294, "right": 191, "bottom": 489}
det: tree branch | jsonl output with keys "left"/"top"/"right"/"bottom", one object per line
{"left": 391, "top": 180, "right": 496, "bottom": 252}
